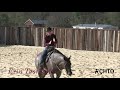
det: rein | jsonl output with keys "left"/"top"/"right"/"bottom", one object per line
{"left": 52, "top": 60, "right": 66, "bottom": 72}
{"left": 56, "top": 64, "right": 62, "bottom": 71}
{"left": 47, "top": 48, "right": 67, "bottom": 72}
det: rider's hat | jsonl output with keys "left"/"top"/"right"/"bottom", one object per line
{"left": 46, "top": 27, "right": 53, "bottom": 32}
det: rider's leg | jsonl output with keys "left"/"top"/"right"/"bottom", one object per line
{"left": 40, "top": 47, "right": 48, "bottom": 67}
{"left": 47, "top": 46, "right": 55, "bottom": 52}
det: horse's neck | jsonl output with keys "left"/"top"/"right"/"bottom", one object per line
{"left": 54, "top": 49, "right": 66, "bottom": 59}
{"left": 48, "top": 49, "right": 67, "bottom": 69}
{"left": 56, "top": 62, "right": 64, "bottom": 70}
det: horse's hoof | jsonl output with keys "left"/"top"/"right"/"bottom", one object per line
{"left": 42, "top": 70, "right": 47, "bottom": 74}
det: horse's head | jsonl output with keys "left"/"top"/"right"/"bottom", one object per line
{"left": 64, "top": 56, "right": 72, "bottom": 76}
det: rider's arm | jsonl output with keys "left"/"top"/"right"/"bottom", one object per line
{"left": 44, "top": 36, "right": 52, "bottom": 47}
{"left": 53, "top": 34, "right": 58, "bottom": 44}
{"left": 44, "top": 36, "right": 48, "bottom": 46}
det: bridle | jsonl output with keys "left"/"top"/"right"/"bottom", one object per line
{"left": 54, "top": 61, "right": 67, "bottom": 72}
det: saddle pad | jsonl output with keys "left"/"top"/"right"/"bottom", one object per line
{"left": 45, "top": 50, "right": 55, "bottom": 63}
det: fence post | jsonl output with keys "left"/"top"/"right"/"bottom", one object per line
{"left": 105, "top": 30, "right": 107, "bottom": 52}
{"left": 104, "top": 30, "right": 107, "bottom": 51}
{"left": 23, "top": 27, "right": 26, "bottom": 45}
{"left": 97, "top": 30, "right": 100, "bottom": 51}
{"left": 42, "top": 28, "right": 45, "bottom": 47}
{"left": 14, "top": 27, "right": 18, "bottom": 45}
{"left": 116, "top": 31, "right": 119, "bottom": 52}
{"left": 35, "top": 28, "right": 39, "bottom": 46}
{"left": 119, "top": 31, "right": 120, "bottom": 52}
{"left": 18, "top": 27, "right": 21, "bottom": 45}
{"left": 113, "top": 30, "right": 115, "bottom": 52}
{"left": 107, "top": 31, "right": 109, "bottom": 52}
{"left": 4, "top": 27, "right": 7, "bottom": 45}
{"left": 30, "top": 27, "right": 33, "bottom": 45}
{"left": 75, "top": 29, "right": 77, "bottom": 50}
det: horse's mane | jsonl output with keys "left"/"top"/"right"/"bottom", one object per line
{"left": 54, "top": 49, "right": 68, "bottom": 61}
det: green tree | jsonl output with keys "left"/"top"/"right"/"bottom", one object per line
{"left": 0, "top": 14, "right": 9, "bottom": 26}
{"left": 8, "top": 12, "right": 26, "bottom": 26}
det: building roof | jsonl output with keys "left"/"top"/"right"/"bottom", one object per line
{"left": 72, "top": 24, "right": 118, "bottom": 29}
{"left": 24, "top": 19, "right": 48, "bottom": 25}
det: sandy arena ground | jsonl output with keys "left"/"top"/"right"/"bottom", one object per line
{"left": 0, "top": 45, "right": 120, "bottom": 78}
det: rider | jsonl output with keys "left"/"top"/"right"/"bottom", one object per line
{"left": 40, "top": 27, "right": 58, "bottom": 69}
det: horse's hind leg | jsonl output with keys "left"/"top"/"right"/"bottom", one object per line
{"left": 38, "top": 70, "right": 47, "bottom": 78}
{"left": 38, "top": 71, "right": 44, "bottom": 78}
{"left": 49, "top": 72, "right": 54, "bottom": 78}
{"left": 56, "top": 71, "right": 61, "bottom": 78}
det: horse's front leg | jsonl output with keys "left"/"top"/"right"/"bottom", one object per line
{"left": 38, "top": 70, "right": 46, "bottom": 78}
{"left": 49, "top": 72, "right": 54, "bottom": 78}
{"left": 56, "top": 71, "right": 61, "bottom": 78}
{"left": 37, "top": 68, "right": 47, "bottom": 78}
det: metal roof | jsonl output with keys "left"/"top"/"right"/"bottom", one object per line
{"left": 25, "top": 19, "right": 48, "bottom": 25}
{"left": 31, "top": 19, "right": 48, "bottom": 24}
{"left": 72, "top": 24, "right": 118, "bottom": 29}
{"left": 73, "top": 24, "right": 114, "bottom": 28}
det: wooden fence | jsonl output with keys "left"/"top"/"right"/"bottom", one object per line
{"left": 0, "top": 26, "right": 120, "bottom": 52}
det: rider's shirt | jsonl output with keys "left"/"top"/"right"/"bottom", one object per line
{"left": 44, "top": 34, "right": 57, "bottom": 47}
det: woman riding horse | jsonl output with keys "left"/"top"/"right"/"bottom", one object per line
{"left": 35, "top": 27, "right": 72, "bottom": 78}
{"left": 40, "top": 27, "right": 58, "bottom": 69}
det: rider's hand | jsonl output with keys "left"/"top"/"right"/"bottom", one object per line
{"left": 53, "top": 38, "right": 55, "bottom": 42}
{"left": 49, "top": 41, "right": 52, "bottom": 44}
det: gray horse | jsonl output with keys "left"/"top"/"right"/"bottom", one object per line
{"left": 35, "top": 49, "right": 72, "bottom": 78}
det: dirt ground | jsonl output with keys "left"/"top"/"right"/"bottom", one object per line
{"left": 0, "top": 45, "right": 120, "bottom": 78}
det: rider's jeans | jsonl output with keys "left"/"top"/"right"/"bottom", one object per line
{"left": 40, "top": 47, "right": 48, "bottom": 65}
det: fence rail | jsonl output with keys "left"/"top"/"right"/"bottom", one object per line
{"left": 0, "top": 26, "right": 120, "bottom": 52}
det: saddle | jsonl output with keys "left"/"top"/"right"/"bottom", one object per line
{"left": 45, "top": 46, "right": 55, "bottom": 63}
{"left": 45, "top": 48, "right": 63, "bottom": 63}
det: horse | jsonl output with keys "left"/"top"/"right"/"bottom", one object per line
{"left": 35, "top": 48, "right": 72, "bottom": 78}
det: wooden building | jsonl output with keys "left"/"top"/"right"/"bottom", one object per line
{"left": 24, "top": 19, "right": 48, "bottom": 27}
